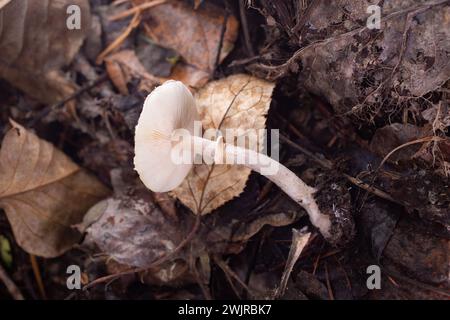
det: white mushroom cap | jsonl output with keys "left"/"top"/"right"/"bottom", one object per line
{"left": 134, "top": 80, "right": 199, "bottom": 192}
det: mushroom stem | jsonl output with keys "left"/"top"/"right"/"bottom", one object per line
{"left": 187, "top": 135, "right": 332, "bottom": 238}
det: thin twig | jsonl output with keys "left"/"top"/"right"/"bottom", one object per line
{"left": 378, "top": 136, "right": 444, "bottom": 170}
{"left": 30, "top": 255, "right": 47, "bottom": 300}
{"left": 96, "top": 10, "right": 141, "bottom": 64}
{"left": 213, "top": 256, "right": 252, "bottom": 294}
{"left": 257, "top": 0, "right": 450, "bottom": 79}
{"left": 109, "top": 0, "right": 166, "bottom": 21}
{"left": 191, "top": 258, "right": 212, "bottom": 300}
{"left": 214, "top": 6, "right": 230, "bottom": 71}
{"left": 239, "top": 0, "right": 255, "bottom": 56}
{"left": 383, "top": 268, "right": 450, "bottom": 298}
{"left": 279, "top": 133, "right": 404, "bottom": 206}
{"left": 0, "top": 263, "right": 24, "bottom": 300}
{"left": 29, "top": 74, "right": 109, "bottom": 127}
{"left": 324, "top": 262, "right": 334, "bottom": 300}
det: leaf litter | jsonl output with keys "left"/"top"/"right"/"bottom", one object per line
{"left": 0, "top": 0, "right": 448, "bottom": 300}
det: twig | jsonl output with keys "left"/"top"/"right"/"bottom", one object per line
{"left": 239, "top": 0, "right": 255, "bottom": 56}
{"left": 378, "top": 136, "right": 444, "bottom": 170}
{"left": 214, "top": 6, "right": 230, "bottom": 71}
{"left": 191, "top": 258, "right": 212, "bottom": 300}
{"left": 357, "top": 136, "right": 444, "bottom": 208}
{"left": 213, "top": 256, "right": 252, "bottom": 294}
{"left": 292, "top": 0, "right": 319, "bottom": 36}
{"left": 29, "top": 74, "right": 109, "bottom": 127}
{"left": 96, "top": 10, "right": 141, "bottom": 64}
{"left": 324, "top": 262, "right": 334, "bottom": 300}
{"left": 279, "top": 133, "right": 404, "bottom": 206}
{"left": 383, "top": 268, "right": 450, "bottom": 298}
{"left": 109, "top": 0, "right": 166, "bottom": 21}
{"left": 0, "top": 263, "right": 24, "bottom": 300}
{"left": 343, "top": 173, "right": 406, "bottom": 206}
{"left": 30, "top": 255, "right": 47, "bottom": 300}
{"left": 112, "top": 0, "right": 131, "bottom": 6}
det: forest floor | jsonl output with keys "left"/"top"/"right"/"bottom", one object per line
{"left": 0, "top": 0, "right": 448, "bottom": 300}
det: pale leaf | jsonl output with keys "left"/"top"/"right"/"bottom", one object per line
{"left": 0, "top": 121, "right": 110, "bottom": 258}
{"left": 172, "top": 74, "right": 275, "bottom": 214}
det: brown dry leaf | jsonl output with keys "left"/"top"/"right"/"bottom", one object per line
{"left": 0, "top": 0, "right": 90, "bottom": 105}
{"left": 106, "top": 49, "right": 208, "bottom": 94}
{"left": 137, "top": 0, "right": 239, "bottom": 73}
{"left": 172, "top": 74, "right": 275, "bottom": 215}
{"left": 170, "top": 62, "right": 209, "bottom": 90}
{"left": 105, "top": 50, "right": 161, "bottom": 95}
{"left": 0, "top": 121, "right": 110, "bottom": 258}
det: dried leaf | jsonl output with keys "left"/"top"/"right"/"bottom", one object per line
{"left": 369, "top": 123, "right": 427, "bottom": 163}
{"left": 172, "top": 74, "right": 275, "bottom": 214}
{"left": 382, "top": 218, "right": 449, "bottom": 286}
{"left": 105, "top": 50, "right": 160, "bottom": 95}
{"left": 0, "top": 121, "right": 110, "bottom": 258}
{"left": 138, "top": 0, "right": 238, "bottom": 73}
{"left": 106, "top": 49, "right": 208, "bottom": 95}
{"left": 206, "top": 212, "right": 300, "bottom": 255}
{"left": 0, "top": 0, "right": 90, "bottom": 105}
{"left": 85, "top": 192, "right": 185, "bottom": 269}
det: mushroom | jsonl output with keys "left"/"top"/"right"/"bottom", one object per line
{"left": 134, "top": 80, "right": 332, "bottom": 240}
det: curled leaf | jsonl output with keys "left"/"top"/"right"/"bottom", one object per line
{"left": 0, "top": 121, "right": 110, "bottom": 257}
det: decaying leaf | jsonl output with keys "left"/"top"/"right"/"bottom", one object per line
{"left": 105, "top": 49, "right": 209, "bottom": 95}
{"left": 105, "top": 50, "right": 161, "bottom": 95}
{"left": 172, "top": 74, "right": 275, "bottom": 214}
{"left": 369, "top": 123, "right": 427, "bottom": 163}
{"left": 138, "top": 0, "right": 238, "bottom": 73}
{"left": 85, "top": 197, "right": 300, "bottom": 285}
{"left": 0, "top": 0, "right": 11, "bottom": 9}
{"left": 0, "top": 121, "right": 110, "bottom": 258}
{"left": 85, "top": 191, "right": 185, "bottom": 269}
{"left": 0, "top": 0, "right": 90, "bottom": 105}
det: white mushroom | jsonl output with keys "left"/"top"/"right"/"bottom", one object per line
{"left": 134, "top": 80, "right": 332, "bottom": 239}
